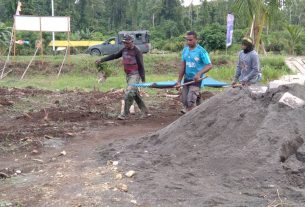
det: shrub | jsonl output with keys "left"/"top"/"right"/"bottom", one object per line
{"left": 199, "top": 23, "right": 226, "bottom": 52}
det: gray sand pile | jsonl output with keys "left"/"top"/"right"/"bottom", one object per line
{"left": 99, "top": 84, "right": 305, "bottom": 207}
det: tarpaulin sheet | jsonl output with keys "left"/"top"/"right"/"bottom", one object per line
{"left": 130, "top": 77, "right": 229, "bottom": 88}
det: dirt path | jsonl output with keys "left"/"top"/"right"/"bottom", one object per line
{"left": 0, "top": 87, "right": 188, "bottom": 207}
{"left": 0, "top": 116, "right": 178, "bottom": 207}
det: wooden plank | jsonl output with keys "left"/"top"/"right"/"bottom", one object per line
{"left": 285, "top": 59, "right": 299, "bottom": 73}
{"left": 294, "top": 58, "right": 305, "bottom": 74}
{"left": 291, "top": 60, "right": 305, "bottom": 75}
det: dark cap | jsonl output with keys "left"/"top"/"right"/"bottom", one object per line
{"left": 122, "top": 34, "right": 134, "bottom": 43}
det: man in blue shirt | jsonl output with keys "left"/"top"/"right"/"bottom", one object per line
{"left": 176, "top": 31, "right": 213, "bottom": 113}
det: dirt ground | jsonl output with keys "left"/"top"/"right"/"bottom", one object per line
{"left": 0, "top": 86, "right": 214, "bottom": 207}
{"left": 97, "top": 84, "right": 305, "bottom": 207}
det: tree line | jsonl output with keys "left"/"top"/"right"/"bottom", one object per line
{"left": 0, "top": 0, "right": 304, "bottom": 55}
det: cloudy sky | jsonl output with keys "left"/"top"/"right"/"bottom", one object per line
{"left": 182, "top": 0, "right": 202, "bottom": 7}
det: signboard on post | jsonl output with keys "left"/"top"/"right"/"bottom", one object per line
{"left": 14, "top": 16, "right": 70, "bottom": 32}
{"left": 13, "top": 15, "right": 71, "bottom": 75}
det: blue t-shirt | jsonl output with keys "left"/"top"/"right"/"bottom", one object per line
{"left": 181, "top": 44, "right": 211, "bottom": 80}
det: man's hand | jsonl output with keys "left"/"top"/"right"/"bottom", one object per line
{"left": 175, "top": 81, "right": 181, "bottom": 90}
{"left": 194, "top": 74, "right": 201, "bottom": 82}
{"left": 241, "top": 81, "right": 249, "bottom": 86}
{"left": 95, "top": 59, "right": 102, "bottom": 65}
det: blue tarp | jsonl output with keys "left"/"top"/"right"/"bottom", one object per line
{"left": 130, "top": 77, "right": 229, "bottom": 88}
{"left": 201, "top": 77, "right": 229, "bottom": 87}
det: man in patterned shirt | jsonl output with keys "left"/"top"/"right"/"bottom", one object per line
{"left": 95, "top": 34, "right": 149, "bottom": 120}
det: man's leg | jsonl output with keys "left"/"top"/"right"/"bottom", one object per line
{"left": 180, "top": 85, "right": 189, "bottom": 114}
{"left": 186, "top": 85, "right": 200, "bottom": 111}
{"left": 134, "top": 93, "right": 149, "bottom": 114}
{"left": 118, "top": 74, "right": 139, "bottom": 119}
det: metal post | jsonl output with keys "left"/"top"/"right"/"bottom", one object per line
{"left": 51, "top": 0, "right": 55, "bottom": 53}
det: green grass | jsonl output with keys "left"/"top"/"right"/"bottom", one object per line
{"left": 0, "top": 53, "right": 293, "bottom": 91}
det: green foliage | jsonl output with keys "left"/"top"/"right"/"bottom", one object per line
{"left": 211, "top": 55, "right": 236, "bottom": 66}
{"left": 0, "top": 22, "right": 11, "bottom": 55}
{"left": 199, "top": 24, "right": 226, "bottom": 52}
{"left": 0, "top": 53, "right": 292, "bottom": 91}
{"left": 78, "top": 28, "right": 93, "bottom": 40}
{"left": 285, "top": 24, "right": 304, "bottom": 55}
{"left": 155, "top": 20, "right": 181, "bottom": 39}
{"left": 295, "top": 44, "right": 305, "bottom": 56}
{"left": 233, "top": 28, "right": 248, "bottom": 44}
{"left": 96, "top": 62, "right": 113, "bottom": 78}
{"left": 261, "top": 56, "right": 289, "bottom": 70}
{"left": 261, "top": 66, "right": 291, "bottom": 83}
{"left": 91, "top": 32, "right": 105, "bottom": 41}
{"left": 1, "top": 0, "right": 305, "bottom": 55}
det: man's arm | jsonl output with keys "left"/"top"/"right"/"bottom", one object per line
{"left": 135, "top": 47, "right": 145, "bottom": 82}
{"left": 95, "top": 49, "right": 123, "bottom": 64}
{"left": 233, "top": 52, "right": 242, "bottom": 84}
{"left": 176, "top": 61, "right": 186, "bottom": 86}
{"left": 194, "top": 49, "right": 212, "bottom": 82}
{"left": 194, "top": 63, "right": 212, "bottom": 82}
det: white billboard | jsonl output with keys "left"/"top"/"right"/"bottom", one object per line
{"left": 14, "top": 16, "right": 70, "bottom": 32}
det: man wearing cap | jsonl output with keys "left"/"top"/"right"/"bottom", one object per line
{"left": 176, "top": 31, "right": 213, "bottom": 113}
{"left": 233, "top": 37, "right": 262, "bottom": 86}
{"left": 95, "top": 34, "right": 149, "bottom": 120}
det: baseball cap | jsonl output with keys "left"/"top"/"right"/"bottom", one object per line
{"left": 122, "top": 34, "right": 134, "bottom": 43}
{"left": 242, "top": 37, "right": 253, "bottom": 45}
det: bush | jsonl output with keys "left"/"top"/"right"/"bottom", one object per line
{"left": 199, "top": 23, "right": 226, "bottom": 52}
{"left": 295, "top": 44, "right": 305, "bottom": 55}
{"left": 265, "top": 42, "right": 284, "bottom": 53}
{"left": 91, "top": 32, "right": 105, "bottom": 41}
{"left": 233, "top": 28, "right": 248, "bottom": 44}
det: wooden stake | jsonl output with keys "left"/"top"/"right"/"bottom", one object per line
{"left": 13, "top": 27, "right": 16, "bottom": 60}
{"left": 20, "top": 47, "right": 39, "bottom": 80}
{"left": 40, "top": 17, "right": 44, "bottom": 63}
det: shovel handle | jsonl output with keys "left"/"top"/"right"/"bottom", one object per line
{"left": 179, "top": 76, "right": 209, "bottom": 87}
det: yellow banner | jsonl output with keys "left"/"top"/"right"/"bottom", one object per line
{"left": 48, "top": 40, "right": 103, "bottom": 47}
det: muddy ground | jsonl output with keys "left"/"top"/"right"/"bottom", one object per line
{"left": 0, "top": 85, "right": 214, "bottom": 207}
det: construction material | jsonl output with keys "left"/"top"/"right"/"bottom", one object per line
{"left": 99, "top": 83, "right": 305, "bottom": 206}
{"left": 130, "top": 76, "right": 228, "bottom": 88}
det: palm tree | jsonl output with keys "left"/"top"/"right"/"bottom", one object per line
{"left": 0, "top": 23, "right": 12, "bottom": 55}
{"left": 286, "top": 24, "right": 303, "bottom": 55}
{"left": 233, "top": 0, "right": 284, "bottom": 52}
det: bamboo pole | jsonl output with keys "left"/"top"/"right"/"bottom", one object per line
{"left": 57, "top": 47, "right": 68, "bottom": 77}
{"left": 0, "top": 26, "right": 14, "bottom": 79}
{"left": 20, "top": 47, "right": 39, "bottom": 80}
{"left": 13, "top": 27, "right": 16, "bottom": 60}
{"left": 40, "top": 17, "right": 44, "bottom": 63}
{"left": 68, "top": 31, "right": 71, "bottom": 66}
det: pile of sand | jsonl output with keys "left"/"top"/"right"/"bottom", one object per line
{"left": 99, "top": 84, "right": 305, "bottom": 206}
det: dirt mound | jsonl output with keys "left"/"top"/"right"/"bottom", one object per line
{"left": 99, "top": 84, "right": 305, "bottom": 207}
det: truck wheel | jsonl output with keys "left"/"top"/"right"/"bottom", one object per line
{"left": 90, "top": 49, "right": 101, "bottom": 55}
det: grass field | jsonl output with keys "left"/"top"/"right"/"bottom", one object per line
{"left": 0, "top": 53, "right": 293, "bottom": 92}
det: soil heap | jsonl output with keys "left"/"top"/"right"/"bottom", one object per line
{"left": 99, "top": 84, "right": 305, "bottom": 207}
